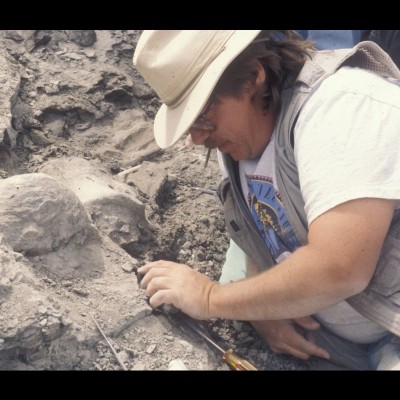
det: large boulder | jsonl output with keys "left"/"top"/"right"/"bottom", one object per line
{"left": 0, "top": 173, "right": 104, "bottom": 279}
{"left": 0, "top": 173, "right": 92, "bottom": 256}
{"left": 39, "top": 156, "right": 154, "bottom": 254}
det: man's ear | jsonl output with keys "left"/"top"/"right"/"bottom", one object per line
{"left": 253, "top": 60, "right": 267, "bottom": 90}
{"left": 243, "top": 60, "right": 266, "bottom": 94}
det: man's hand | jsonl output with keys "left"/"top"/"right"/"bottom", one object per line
{"left": 138, "top": 260, "right": 217, "bottom": 320}
{"left": 251, "top": 316, "right": 330, "bottom": 361}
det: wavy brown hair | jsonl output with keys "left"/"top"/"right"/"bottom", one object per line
{"left": 214, "top": 30, "right": 315, "bottom": 114}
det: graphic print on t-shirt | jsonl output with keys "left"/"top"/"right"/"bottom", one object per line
{"left": 247, "top": 175, "right": 301, "bottom": 262}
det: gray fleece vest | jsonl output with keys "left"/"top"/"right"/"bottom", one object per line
{"left": 217, "top": 41, "right": 400, "bottom": 336}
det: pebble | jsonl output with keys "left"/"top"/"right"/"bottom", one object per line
{"left": 71, "top": 287, "right": 89, "bottom": 297}
{"left": 168, "top": 359, "right": 188, "bottom": 370}
{"left": 135, "top": 339, "right": 146, "bottom": 352}
{"left": 93, "top": 362, "right": 102, "bottom": 371}
{"left": 61, "top": 315, "right": 72, "bottom": 326}
{"left": 232, "top": 321, "right": 244, "bottom": 331}
{"left": 178, "top": 340, "right": 194, "bottom": 353}
{"left": 84, "top": 50, "right": 96, "bottom": 58}
{"left": 181, "top": 241, "right": 192, "bottom": 250}
{"left": 64, "top": 52, "right": 84, "bottom": 60}
{"left": 132, "top": 361, "right": 146, "bottom": 371}
{"left": 179, "top": 249, "right": 191, "bottom": 258}
{"left": 117, "top": 350, "right": 130, "bottom": 364}
{"left": 145, "top": 344, "right": 156, "bottom": 354}
{"left": 37, "top": 305, "right": 47, "bottom": 315}
{"left": 50, "top": 311, "right": 62, "bottom": 318}
{"left": 121, "top": 264, "right": 134, "bottom": 273}
{"left": 43, "top": 277, "right": 56, "bottom": 286}
{"left": 124, "top": 347, "right": 135, "bottom": 355}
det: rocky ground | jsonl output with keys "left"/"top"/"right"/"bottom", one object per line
{"left": 0, "top": 30, "right": 312, "bottom": 371}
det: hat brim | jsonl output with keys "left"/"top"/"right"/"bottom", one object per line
{"left": 153, "top": 30, "right": 262, "bottom": 149}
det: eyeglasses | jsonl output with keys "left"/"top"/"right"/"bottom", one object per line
{"left": 189, "top": 96, "right": 216, "bottom": 133}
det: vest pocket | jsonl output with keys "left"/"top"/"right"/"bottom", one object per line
{"left": 217, "top": 178, "right": 274, "bottom": 271}
{"left": 218, "top": 180, "right": 247, "bottom": 243}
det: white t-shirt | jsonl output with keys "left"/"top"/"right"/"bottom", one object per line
{"left": 218, "top": 67, "right": 400, "bottom": 343}
{"left": 293, "top": 66, "right": 400, "bottom": 343}
{"left": 295, "top": 67, "right": 400, "bottom": 224}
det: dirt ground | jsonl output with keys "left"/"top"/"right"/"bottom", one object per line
{"left": 0, "top": 30, "right": 312, "bottom": 371}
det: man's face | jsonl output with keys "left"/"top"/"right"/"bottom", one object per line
{"left": 189, "top": 93, "right": 275, "bottom": 161}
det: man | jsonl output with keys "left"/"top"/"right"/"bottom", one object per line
{"left": 133, "top": 30, "right": 400, "bottom": 370}
{"left": 219, "top": 30, "right": 370, "bottom": 286}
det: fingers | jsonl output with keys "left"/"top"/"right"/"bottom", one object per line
{"left": 276, "top": 342, "right": 316, "bottom": 361}
{"left": 253, "top": 319, "right": 331, "bottom": 361}
{"left": 292, "top": 317, "right": 330, "bottom": 359}
{"left": 137, "top": 260, "right": 182, "bottom": 289}
{"left": 148, "top": 289, "right": 177, "bottom": 310}
{"left": 138, "top": 260, "right": 177, "bottom": 275}
{"left": 138, "top": 264, "right": 175, "bottom": 303}
{"left": 304, "top": 331, "right": 330, "bottom": 359}
{"left": 273, "top": 331, "right": 330, "bottom": 360}
{"left": 294, "top": 316, "right": 320, "bottom": 331}
{"left": 298, "top": 334, "right": 330, "bottom": 360}
{"left": 144, "top": 276, "right": 173, "bottom": 297}
{"left": 284, "top": 325, "right": 330, "bottom": 360}
{"left": 139, "top": 267, "right": 170, "bottom": 290}
{"left": 136, "top": 263, "right": 177, "bottom": 311}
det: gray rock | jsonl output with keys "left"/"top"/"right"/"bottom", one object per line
{"left": 0, "top": 53, "right": 20, "bottom": 144}
{"left": 0, "top": 173, "right": 91, "bottom": 256}
{"left": 93, "top": 108, "right": 158, "bottom": 168}
{"left": 29, "top": 129, "right": 53, "bottom": 146}
{"left": 67, "top": 31, "right": 97, "bottom": 47}
{"left": 39, "top": 156, "right": 154, "bottom": 252}
{"left": 4, "top": 31, "right": 25, "bottom": 42}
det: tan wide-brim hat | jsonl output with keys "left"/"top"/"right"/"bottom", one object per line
{"left": 133, "top": 30, "right": 261, "bottom": 149}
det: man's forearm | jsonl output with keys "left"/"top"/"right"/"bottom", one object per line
{"left": 209, "top": 244, "right": 362, "bottom": 321}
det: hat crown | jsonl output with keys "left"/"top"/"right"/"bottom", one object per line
{"left": 133, "top": 30, "right": 235, "bottom": 108}
{"left": 133, "top": 30, "right": 261, "bottom": 149}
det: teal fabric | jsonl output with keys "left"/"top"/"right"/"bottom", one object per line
{"left": 219, "top": 239, "right": 247, "bottom": 284}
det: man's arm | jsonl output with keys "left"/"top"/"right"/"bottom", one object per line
{"left": 139, "top": 197, "right": 395, "bottom": 321}
{"left": 210, "top": 197, "right": 395, "bottom": 320}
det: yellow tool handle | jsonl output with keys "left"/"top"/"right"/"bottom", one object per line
{"left": 223, "top": 349, "right": 258, "bottom": 371}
